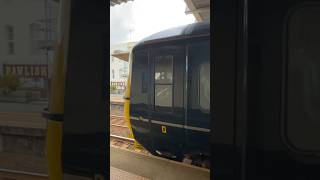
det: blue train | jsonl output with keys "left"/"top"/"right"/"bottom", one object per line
{"left": 125, "top": 22, "right": 210, "bottom": 166}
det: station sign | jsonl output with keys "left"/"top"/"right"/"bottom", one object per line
{"left": 3, "top": 64, "right": 48, "bottom": 78}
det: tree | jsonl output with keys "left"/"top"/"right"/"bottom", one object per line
{"left": 0, "top": 74, "right": 21, "bottom": 95}
{"left": 110, "top": 84, "right": 117, "bottom": 93}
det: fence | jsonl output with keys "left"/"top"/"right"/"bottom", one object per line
{"left": 110, "top": 81, "right": 126, "bottom": 94}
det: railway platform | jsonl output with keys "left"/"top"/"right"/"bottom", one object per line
{"left": 0, "top": 168, "right": 47, "bottom": 180}
{"left": 111, "top": 167, "right": 149, "bottom": 180}
{"left": 110, "top": 95, "right": 124, "bottom": 116}
{"left": 110, "top": 95, "right": 124, "bottom": 104}
{"left": 110, "top": 146, "right": 210, "bottom": 180}
{"left": 0, "top": 108, "right": 47, "bottom": 174}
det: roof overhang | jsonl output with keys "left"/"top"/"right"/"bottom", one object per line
{"left": 184, "top": 0, "right": 210, "bottom": 22}
{"left": 110, "top": 0, "right": 133, "bottom": 6}
{"left": 111, "top": 51, "right": 129, "bottom": 61}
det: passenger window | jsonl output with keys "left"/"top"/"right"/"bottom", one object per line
{"left": 155, "top": 56, "right": 173, "bottom": 83}
{"left": 188, "top": 40, "right": 210, "bottom": 112}
{"left": 286, "top": 5, "right": 320, "bottom": 151}
{"left": 131, "top": 50, "right": 148, "bottom": 105}
{"left": 199, "top": 62, "right": 210, "bottom": 111}
{"left": 141, "top": 72, "right": 147, "bottom": 93}
{"left": 154, "top": 55, "right": 173, "bottom": 109}
{"left": 155, "top": 85, "right": 172, "bottom": 107}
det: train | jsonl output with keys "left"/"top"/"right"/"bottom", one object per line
{"left": 124, "top": 21, "right": 210, "bottom": 166}
{"left": 213, "top": 0, "right": 320, "bottom": 179}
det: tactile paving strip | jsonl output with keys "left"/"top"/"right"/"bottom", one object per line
{"left": 110, "top": 167, "right": 150, "bottom": 180}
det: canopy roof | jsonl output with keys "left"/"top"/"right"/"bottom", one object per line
{"left": 111, "top": 51, "right": 130, "bottom": 61}
{"left": 110, "top": 0, "right": 133, "bottom": 6}
{"left": 185, "top": 0, "right": 210, "bottom": 22}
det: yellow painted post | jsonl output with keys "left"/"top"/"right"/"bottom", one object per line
{"left": 46, "top": 1, "right": 71, "bottom": 180}
{"left": 46, "top": 44, "right": 65, "bottom": 180}
{"left": 124, "top": 52, "right": 133, "bottom": 139}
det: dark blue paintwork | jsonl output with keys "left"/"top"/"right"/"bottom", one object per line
{"left": 130, "top": 22, "right": 210, "bottom": 159}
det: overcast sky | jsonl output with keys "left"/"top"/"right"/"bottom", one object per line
{"left": 110, "top": 0, "right": 195, "bottom": 46}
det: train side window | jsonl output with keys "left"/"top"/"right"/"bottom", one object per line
{"left": 131, "top": 50, "right": 148, "bottom": 105}
{"left": 155, "top": 55, "right": 173, "bottom": 83}
{"left": 285, "top": 5, "right": 320, "bottom": 151}
{"left": 188, "top": 40, "right": 210, "bottom": 112}
{"left": 141, "top": 71, "right": 147, "bottom": 93}
{"left": 199, "top": 62, "right": 210, "bottom": 111}
{"left": 154, "top": 55, "right": 173, "bottom": 109}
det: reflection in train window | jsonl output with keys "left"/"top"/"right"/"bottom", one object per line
{"left": 0, "top": 0, "right": 59, "bottom": 174}
{"left": 131, "top": 50, "right": 148, "bottom": 105}
{"left": 5, "top": 25, "right": 15, "bottom": 55}
{"left": 155, "top": 85, "right": 172, "bottom": 107}
{"left": 199, "top": 62, "right": 210, "bottom": 111}
{"left": 155, "top": 56, "right": 173, "bottom": 84}
{"left": 141, "top": 72, "right": 147, "bottom": 93}
{"left": 188, "top": 40, "right": 210, "bottom": 112}
{"left": 286, "top": 5, "right": 320, "bottom": 151}
{"left": 154, "top": 55, "right": 173, "bottom": 110}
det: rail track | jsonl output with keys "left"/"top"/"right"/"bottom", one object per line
{"left": 110, "top": 114, "right": 131, "bottom": 138}
{"left": 0, "top": 168, "right": 48, "bottom": 180}
{"left": 110, "top": 134, "right": 150, "bottom": 155}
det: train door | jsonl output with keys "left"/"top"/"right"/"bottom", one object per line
{"left": 149, "top": 43, "right": 186, "bottom": 159}
{"left": 247, "top": 1, "right": 320, "bottom": 178}
{"left": 130, "top": 49, "right": 152, "bottom": 151}
{"left": 186, "top": 38, "right": 210, "bottom": 156}
{"left": 213, "top": 0, "right": 320, "bottom": 179}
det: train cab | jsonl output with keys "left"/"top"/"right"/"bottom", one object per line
{"left": 128, "top": 22, "right": 210, "bottom": 162}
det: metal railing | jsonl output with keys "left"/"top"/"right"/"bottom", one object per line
{"left": 110, "top": 81, "right": 126, "bottom": 95}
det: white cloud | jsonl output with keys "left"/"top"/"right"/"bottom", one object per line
{"left": 110, "top": 0, "right": 195, "bottom": 46}
{"left": 110, "top": 2, "right": 134, "bottom": 46}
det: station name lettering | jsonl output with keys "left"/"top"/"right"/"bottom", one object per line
{"left": 3, "top": 64, "right": 48, "bottom": 78}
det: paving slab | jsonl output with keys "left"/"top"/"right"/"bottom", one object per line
{"left": 110, "top": 95, "right": 124, "bottom": 103}
{"left": 110, "top": 146, "right": 210, "bottom": 180}
{"left": 110, "top": 166, "right": 149, "bottom": 180}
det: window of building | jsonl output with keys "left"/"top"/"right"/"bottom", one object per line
{"left": 112, "top": 69, "right": 115, "bottom": 79}
{"left": 154, "top": 55, "right": 173, "bottom": 109}
{"left": 45, "top": 0, "right": 58, "bottom": 41}
{"left": 30, "top": 23, "right": 44, "bottom": 54}
{"left": 286, "top": 5, "right": 320, "bottom": 151}
{"left": 199, "top": 62, "right": 210, "bottom": 111}
{"left": 119, "top": 66, "right": 128, "bottom": 78}
{"left": 5, "top": 25, "right": 14, "bottom": 55}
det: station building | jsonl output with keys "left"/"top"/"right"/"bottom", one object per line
{"left": 110, "top": 42, "right": 135, "bottom": 94}
{"left": 0, "top": 0, "right": 58, "bottom": 101}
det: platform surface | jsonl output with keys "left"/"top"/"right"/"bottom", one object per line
{"left": 110, "top": 146, "right": 210, "bottom": 180}
{"left": 110, "top": 95, "right": 124, "bottom": 103}
{"left": 0, "top": 102, "right": 46, "bottom": 129}
{"left": 0, "top": 152, "right": 47, "bottom": 174}
{"left": 0, "top": 112, "right": 46, "bottom": 129}
{"left": 111, "top": 167, "right": 149, "bottom": 180}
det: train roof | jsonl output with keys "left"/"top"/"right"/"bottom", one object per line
{"left": 133, "top": 21, "right": 210, "bottom": 49}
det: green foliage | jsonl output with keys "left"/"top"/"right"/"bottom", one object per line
{"left": 0, "top": 74, "right": 21, "bottom": 95}
{"left": 110, "top": 84, "right": 117, "bottom": 92}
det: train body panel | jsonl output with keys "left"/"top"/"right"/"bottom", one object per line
{"left": 128, "top": 22, "right": 210, "bottom": 160}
